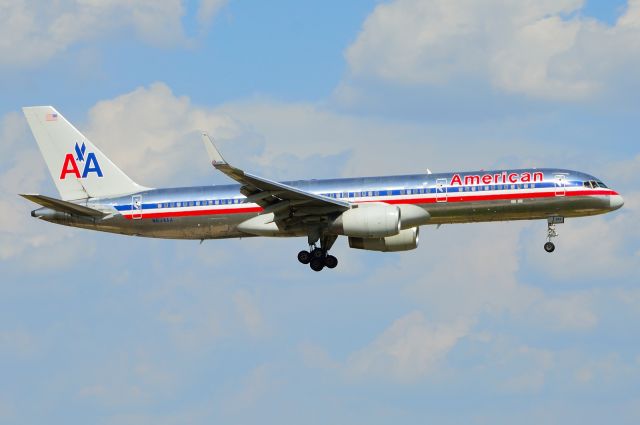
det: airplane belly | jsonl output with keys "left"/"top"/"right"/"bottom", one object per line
{"left": 82, "top": 212, "right": 259, "bottom": 240}
{"left": 421, "top": 195, "right": 610, "bottom": 224}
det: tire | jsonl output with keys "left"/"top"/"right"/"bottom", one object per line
{"left": 544, "top": 242, "right": 555, "bottom": 253}
{"left": 297, "top": 250, "right": 311, "bottom": 264}
{"left": 310, "top": 257, "right": 325, "bottom": 271}
{"left": 324, "top": 255, "right": 338, "bottom": 269}
{"left": 311, "top": 248, "right": 325, "bottom": 259}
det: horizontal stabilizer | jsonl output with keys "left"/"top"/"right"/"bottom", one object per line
{"left": 20, "top": 194, "right": 105, "bottom": 217}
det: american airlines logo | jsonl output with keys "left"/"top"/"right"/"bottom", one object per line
{"left": 59, "top": 142, "right": 103, "bottom": 179}
{"left": 449, "top": 171, "right": 544, "bottom": 186}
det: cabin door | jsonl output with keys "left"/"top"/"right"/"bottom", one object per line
{"left": 436, "top": 178, "right": 448, "bottom": 202}
{"left": 132, "top": 194, "right": 143, "bottom": 219}
{"left": 554, "top": 175, "right": 566, "bottom": 197}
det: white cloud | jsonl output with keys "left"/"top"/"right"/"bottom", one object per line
{"left": 529, "top": 292, "right": 598, "bottom": 331}
{"left": 0, "top": 328, "right": 37, "bottom": 357}
{"left": 222, "top": 364, "right": 274, "bottom": 414}
{"left": 346, "top": 0, "right": 640, "bottom": 100}
{"left": 83, "top": 82, "right": 241, "bottom": 187}
{"left": 298, "top": 341, "right": 340, "bottom": 370}
{"left": 347, "top": 311, "right": 470, "bottom": 382}
{"left": 500, "top": 345, "right": 554, "bottom": 393}
{"left": 0, "top": 0, "right": 225, "bottom": 68}
{"left": 574, "top": 353, "right": 640, "bottom": 387}
{"left": 524, "top": 193, "right": 640, "bottom": 280}
{"left": 396, "top": 223, "right": 538, "bottom": 320}
{"left": 233, "top": 290, "right": 267, "bottom": 338}
{"left": 0, "top": 111, "right": 96, "bottom": 265}
{"left": 82, "top": 83, "right": 542, "bottom": 189}
{"left": 197, "top": 0, "right": 228, "bottom": 25}
{"left": 77, "top": 350, "right": 177, "bottom": 407}
{"left": 370, "top": 222, "right": 603, "bottom": 333}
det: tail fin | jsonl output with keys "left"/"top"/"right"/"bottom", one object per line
{"left": 22, "top": 106, "right": 148, "bottom": 200}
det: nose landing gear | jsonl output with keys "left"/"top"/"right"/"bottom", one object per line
{"left": 544, "top": 216, "right": 563, "bottom": 253}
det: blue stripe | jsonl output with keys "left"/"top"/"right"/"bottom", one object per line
{"left": 112, "top": 181, "right": 577, "bottom": 212}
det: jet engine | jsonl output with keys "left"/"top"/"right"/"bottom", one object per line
{"left": 333, "top": 203, "right": 401, "bottom": 238}
{"left": 348, "top": 227, "right": 419, "bottom": 252}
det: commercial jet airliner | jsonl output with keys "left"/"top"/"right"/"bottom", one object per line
{"left": 21, "top": 106, "right": 624, "bottom": 271}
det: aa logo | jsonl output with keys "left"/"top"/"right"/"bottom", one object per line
{"left": 59, "top": 142, "right": 103, "bottom": 179}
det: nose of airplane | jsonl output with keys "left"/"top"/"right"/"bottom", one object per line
{"left": 609, "top": 194, "right": 624, "bottom": 210}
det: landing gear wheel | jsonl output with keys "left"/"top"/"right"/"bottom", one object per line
{"left": 544, "top": 242, "right": 555, "bottom": 253}
{"left": 310, "top": 257, "right": 325, "bottom": 272}
{"left": 297, "top": 250, "right": 311, "bottom": 264}
{"left": 311, "top": 248, "right": 324, "bottom": 259}
{"left": 324, "top": 255, "right": 338, "bottom": 269}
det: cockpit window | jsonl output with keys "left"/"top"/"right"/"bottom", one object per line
{"left": 583, "top": 180, "right": 605, "bottom": 189}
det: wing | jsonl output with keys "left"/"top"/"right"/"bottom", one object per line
{"left": 201, "top": 132, "right": 350, "bottom": 229}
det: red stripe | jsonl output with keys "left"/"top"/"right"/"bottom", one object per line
{"left": 124, "top": 206, "right": 263, "bottom": 220}
{"left": 122, "top": 189, "right": 617, "bottom": 219}
{"left": 380, "top": 189, "right": 616, "bottom": 205}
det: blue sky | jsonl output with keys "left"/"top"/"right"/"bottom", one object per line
{"left": 1, "top": 1, "right": 639, "bottom": 424}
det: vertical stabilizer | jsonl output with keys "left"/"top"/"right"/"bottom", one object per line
{"left": 23, "top": 106, "right": 148, "bottom": 200}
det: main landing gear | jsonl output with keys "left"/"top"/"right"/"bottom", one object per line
{"left": 298, "top": 247, "right": 338, "bottom": 271}
{"left": 544, "top": 216, "right": 563, "bottom": 253}
{"left": 297, "top": 231, "right": 338, "bottom": 272}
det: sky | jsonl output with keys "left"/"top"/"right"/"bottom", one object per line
{"left": 1, "top": 0, "right": 639, "bottom": 424}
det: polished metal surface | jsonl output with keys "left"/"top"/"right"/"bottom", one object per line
{"left": 37, "top": 167, "right": 622, "bottom": 241}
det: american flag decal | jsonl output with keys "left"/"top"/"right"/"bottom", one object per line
{"left": 45, "top": 113, "right": 58, "bottom": 121}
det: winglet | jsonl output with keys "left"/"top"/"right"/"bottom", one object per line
{"left": 201, "top": 132, "right": 227, "bottom": 167}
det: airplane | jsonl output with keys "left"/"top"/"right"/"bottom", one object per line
{"left": 20, "top": 106, "right": 624, "bottom": 272}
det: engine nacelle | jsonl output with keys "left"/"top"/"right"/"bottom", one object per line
{"left": 334, "top": 203, "right": 401, "bottom": 238}
{"left": 348, "top": 227, "right": 419, "bottom": 252}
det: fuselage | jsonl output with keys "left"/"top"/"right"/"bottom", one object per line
{"left": 34, "top": 168, "right": 624, "bottom": 239}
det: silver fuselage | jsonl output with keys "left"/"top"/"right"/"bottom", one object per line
{"left": 33, "top": 168, "right": 623, "bottom": 239}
